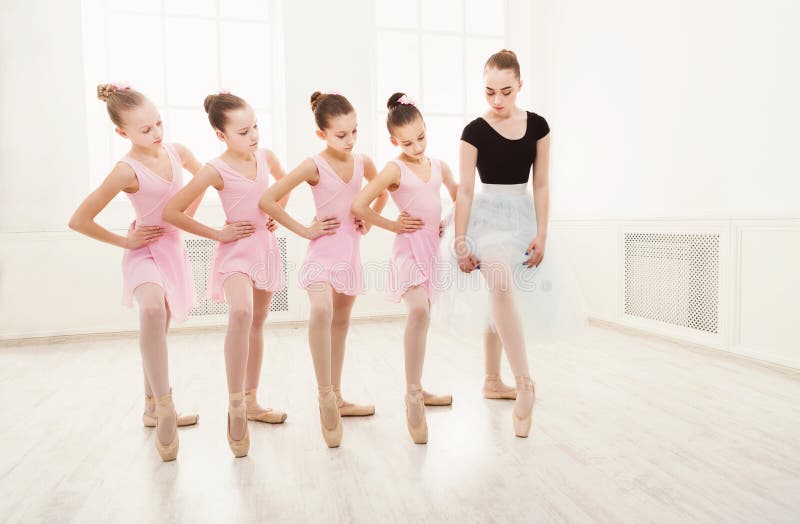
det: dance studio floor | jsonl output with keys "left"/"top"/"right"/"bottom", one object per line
{"left": 1, "top": 319, "right": 798, "bottom": 523}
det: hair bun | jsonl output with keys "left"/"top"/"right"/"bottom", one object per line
{"left": 499, "top": 49, "right": 517, "bottom": 58}
{"left": 96, "top": 83, "right": 117, "bottom": 102}
{"left": 386, "top": 92, "right": 406, "bottom": 110}
{"left": 310, "top": 91, "right": 324, "bottom": 112}
{"left": 203, "top": 94, "right": 217, "bottom": 114}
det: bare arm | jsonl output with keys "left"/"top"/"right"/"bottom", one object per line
{"left": 455, "top": 141, "right": 480, "bottom": 271}
{"left": 362, "top": 156, "right": 388, "bottom": 215}
{"left": 162, "top": 165, "right": 255, "bottom": 242}
{"left": 68, "top": 163, "right": 164, "bottom": 249}
{"left": 351, "top": 163, "right": 405, "bottom": 233}
{"left": 265, "top": 149, "right": 290, "bottom": 209}
{"left": 525, "top": 134, "right": 551, "bottom": 267}
{"left": 440, "top": 161, "right": 459, "bottom": 202}
{"left": 173, "top": 143, "right": 206, "bottom": 218}
{"left": 259, "top": 158, "right": 339, "bottom": 240}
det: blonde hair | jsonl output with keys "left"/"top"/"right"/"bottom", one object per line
{"left": 96, "top": 83, "right": 146, "bottom": 127}
{"left": 484, "top": 49, "right": 520, "bottom": 79}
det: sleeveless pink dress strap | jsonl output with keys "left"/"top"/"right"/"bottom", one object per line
{"left": 299, "top": 153, "right": 366, "bottom": 295}
{"left": 207, "top": 148, "right": 285, "bottom": 302}
{"left": 120, "top": 143, "right": 197, "bottom": 322}
{"left": 387, "top": 157, "right": 443, "bottom": 302}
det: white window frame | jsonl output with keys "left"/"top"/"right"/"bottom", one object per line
{"left": 80, "top": 0, "right": 286, "bottom": 211}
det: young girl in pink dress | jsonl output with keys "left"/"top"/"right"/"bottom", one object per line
{"left": 163, "top": 92, "right": 288, "bottom": 458}
{"left": 351, "top": 93, "right": 458, "bottom": 444}
{"left": 260, "top": 92, "right": 387, "bottom": 448}
{"left": 69, "top": 84, "right": 202, "bottom": 462}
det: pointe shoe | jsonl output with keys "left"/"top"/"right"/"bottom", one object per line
{"left": 512, "top": 376, "right": 536, "bottom": 438}
{"left": 244, "top": 389, "right": 287, "bottom": 424}
{"left": 227, "top": 392, "right": 250, "bottom": 458}
{"left": 143, "top": 391, "right": 200, "bottom": 427}
{"left": 483, "top": 374, "right": 517, "bottom": 400}
{"left": 318, "top": 387, "right": 343, "bottom": 448}
{"left": 333, "top": 386, "right": 375, "bottom": 417}
{"left": 405, "top": 388, "right": 428, "bottom": 444}
{"left": 422, "top": 390, "right": 453, "bottom": 406}
{"left": 154, "top": 392, "right": 179, "bottom": 462}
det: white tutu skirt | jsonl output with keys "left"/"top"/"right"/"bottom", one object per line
{"left": 432, "top": 183, "right": 587, "bottom": 346}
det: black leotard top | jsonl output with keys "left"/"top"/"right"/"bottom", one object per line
{"left": 460, "top": 111, "right": 549, "bottom": 185}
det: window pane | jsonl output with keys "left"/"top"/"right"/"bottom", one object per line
{"left": 253, "top": 110, "right": 275, "bottom": 154}
{"left": 165, "top": 0, "right": 215, "bottom": 17}
{"left": 425, "top": 115, "right": 466, "bottom": 177}
{"left": 107, "top": 0, "right": 161, "bottom": 14}
{"left": 466, "top": 0, "right": 504, "bottom": 36}
{"left": 220, "top": 22, "right": 271, "bottom": 107}
{"left": 375, "top": 112, "right": 395, "bottom": 168}
{"left": 421, "top": 0, "right": 461, "bottom": 32}
{"left": 376, "top": 0, "right": 417, "bottom": 29}
{"left": 376, "top": 31, "right": 420, "bottom": 107}
{"left": 165, "top": 17, "right": 218, "bottom": 106}
{"left": 107, "top": 13, "right": 165, "bottom": 105}
{"left": 421, "top": 35, "right": 463, "bottom": 113}
{"left": 466, "top": 37, "right": 504, "bottom": 114}
{"left": 221, "top": 0, "right": 269, "bottom": 20}
{"left": 167, "top": 108, "right": 222, "bottom": 167}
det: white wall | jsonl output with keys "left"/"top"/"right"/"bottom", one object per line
{"left": 529, "top": 0, "right": 800, "bottom": 220}
{"left": 531, "top": 0, "right": 800, "bottom": 366}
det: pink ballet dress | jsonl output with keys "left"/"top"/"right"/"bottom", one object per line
{"left": 207, "top": 149, "right": 285, "bottom": 302}
{"left": 120, "top": 143, "right": 196, "bottom": 322}
{"left": 386, "top": 158, "right": 443, "bottom": 303}
{"left": 298, "top": 154, "right": 366, "bottom": 295}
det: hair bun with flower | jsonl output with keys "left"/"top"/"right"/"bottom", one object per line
{"left": 396, "top": 94, "right": 416, "bottom": 106}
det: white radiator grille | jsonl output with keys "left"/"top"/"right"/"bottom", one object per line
{"left": 185, "top": 237, "right": 289, "bottom": 316}
{"left": 624, "top": 232, "right": 719, "bottom": 334}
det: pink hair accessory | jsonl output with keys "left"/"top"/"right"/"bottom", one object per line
{"left": 218, "top": 88, "right": 230, "bottom": 95}
{"left": 327, "top": 91, "right": 342, "bottom": 96}
{"left": 397, "top": 94, "right": 416, "bottom": 106}
{"left": 111, "top": 81, "right": 131, "bottom": 90}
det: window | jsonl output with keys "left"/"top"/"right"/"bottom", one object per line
{"left": 81, "top": 0, "right": 285, "bottom": 197}
{"left": 374, "top": 0, "right": 506, "bottom": 174}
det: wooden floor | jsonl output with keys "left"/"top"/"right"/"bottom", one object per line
{"left": 1, "top": 320, "right": 799, "bottom": 523}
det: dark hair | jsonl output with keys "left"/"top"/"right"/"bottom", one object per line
{"left": 484, "top": 49, "right": 521, "bottom": 79}
{"left": 203, "top": 92, "right": 248, "bottom": 131}
{"left": 386, "top": 92, "right": 423, "bottom": 133}
{"left": 96, "top": 84, "right": 146, "bottom": 127}
{"left": 310, "top": 91, "right": 354, "bottom": 130}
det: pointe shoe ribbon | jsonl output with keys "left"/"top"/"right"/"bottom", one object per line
{"left": 512, "top": 376, "right": 536, "bottom": 438}
{"left": 227, "top": 391, "right": 250, "bottom": 458}
{"left": 154, "top": 392, "right": 179, "bottom": 462}
{"left": 405, "top": 387, "right": 428, "bottom": 445}
{"left": 143, "top": 390, "right": 199, "bottom": 427}
{"left": 319, "top": 386, "right": 343, "bottom": 448}
{"left": 333, "top": 386, "right": 375, "bottom": 417}
{"left": 482, "top": 374, "right": 517, "bottom": 400}
{"left": 244, "top": 389, "right": 287, "bottom": 424}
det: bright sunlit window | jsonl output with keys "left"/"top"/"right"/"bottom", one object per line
{"left": 374, "top": 0, "right": 507, "bottom": 171}
{"left": 81, "top": 0, "right": 284, "bottom": 194}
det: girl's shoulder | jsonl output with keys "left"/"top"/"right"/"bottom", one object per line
{"left": 526, "top": 111, "right": 550, "bottom": 140}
